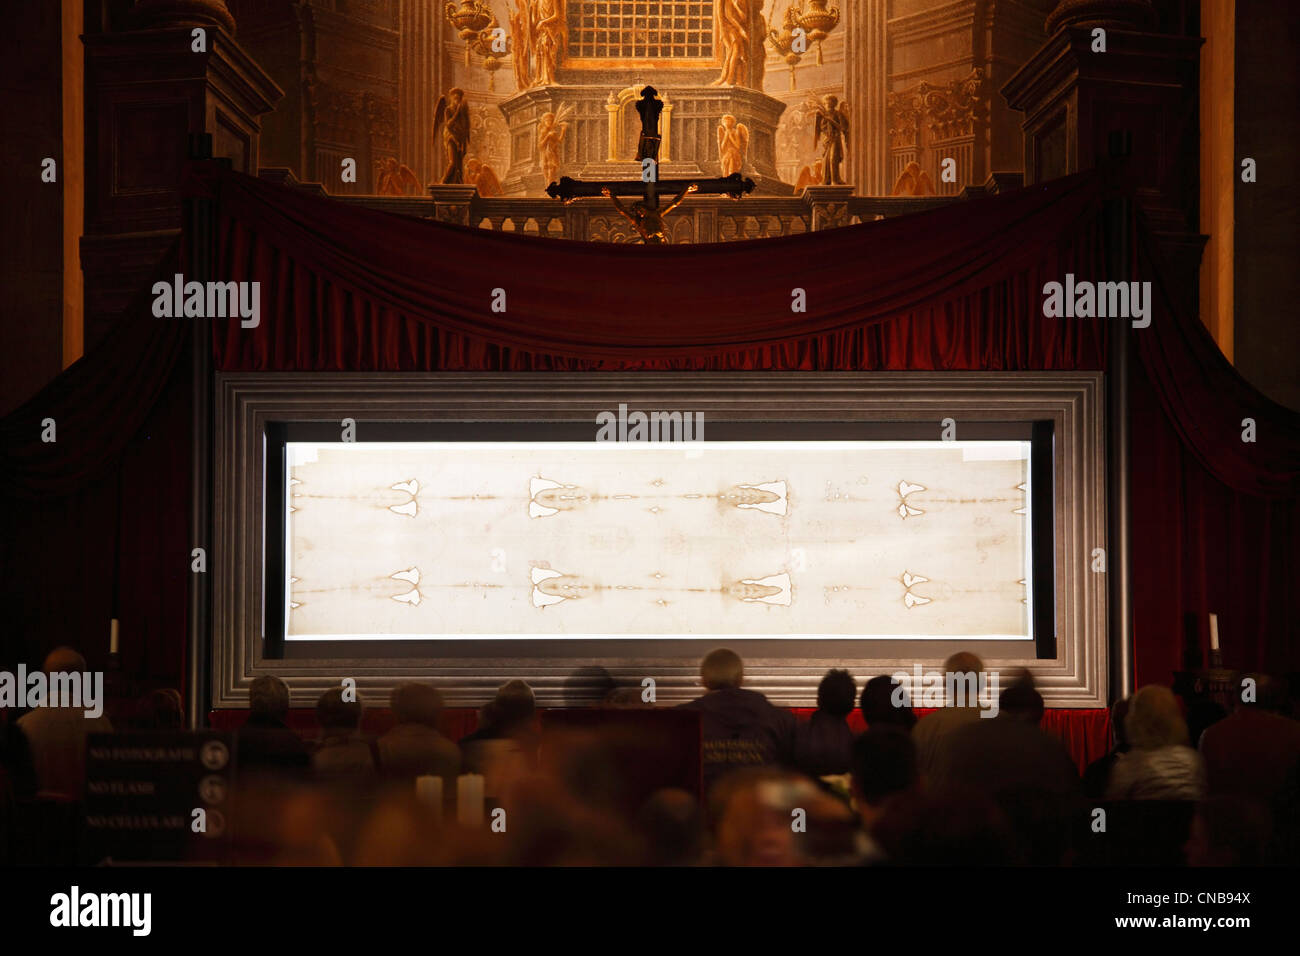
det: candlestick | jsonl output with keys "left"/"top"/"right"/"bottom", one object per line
{"left": 456, "top": 773, "right": 485, "bottom": 827}
{"left": 110, "top": 618, "right": 120, "bottom": 655}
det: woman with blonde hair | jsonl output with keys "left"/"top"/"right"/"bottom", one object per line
{"left": 1105, "top": 685, "right": 1206, "bottom": 800}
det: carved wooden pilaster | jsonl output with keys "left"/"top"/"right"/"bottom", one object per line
{"left": 81, "top": 19, "right": 280, "bottom": 342}
{"left": 1045, "top": 0, "right": 1157, "bottom": 33}
{"left": 1003, "top": 25, "right": 1200, "bottom": 228}
{"left": 1002, "top": 17, "right": 1203, "bottom": 314}
{"left": 131, "top": 0, "right": 236, "bottom": 33}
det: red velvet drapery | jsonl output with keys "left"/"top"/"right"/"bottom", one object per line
{"left": 0, "top": 248, "right": 191, "bottom": 686}
{"left": 1126, "top": 225, "right": 1300, "bottom": 682}
{"left": 4, "top": 165, "right": 1297, "bottom": 721}
{"left": 203, "top": 165, "right": 1108, "bottom": 371}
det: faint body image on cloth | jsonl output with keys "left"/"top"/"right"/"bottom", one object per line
{"left": 283, "top": 440, "right": 1033, "bottom": 641}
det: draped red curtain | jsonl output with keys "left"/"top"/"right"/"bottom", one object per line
{"left": 1126, "top": 222, "right": 1300, "bottom": 681}
{"left": 5, "top": 165, "right": 1298, "bottom": 723}
{"left": 1131, "top": 358, "right": 1300, "bottom": 683}
{"left": 202, "top": 165, "right": 1107, "bottom": 372}
{"left": 0, "top": 247, "right": 191, "bottom": 685}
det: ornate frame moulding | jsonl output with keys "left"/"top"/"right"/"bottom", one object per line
{"left": 211, "top": 372, "right": 1107, "bottom": 709}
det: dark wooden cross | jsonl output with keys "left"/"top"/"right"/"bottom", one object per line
{"left": 545, "top": 86, "right": 756, "bottom": 209}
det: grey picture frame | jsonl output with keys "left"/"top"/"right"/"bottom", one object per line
{"left": 211, "top": 371, "right": 1108, "bottom": 710}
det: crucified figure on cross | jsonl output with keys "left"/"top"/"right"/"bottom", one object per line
{"left": 602, "top": 182, "right": 699, "bottom": 245}
{"left": 545, "top": 86, "right": 757, "bottom": 244}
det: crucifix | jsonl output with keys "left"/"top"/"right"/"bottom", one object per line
{"left": 545, "top": 86, "right": 756, "bottom": 244}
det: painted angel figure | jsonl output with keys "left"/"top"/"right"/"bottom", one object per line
{"left": 810, "top": 94, "right": 850, "bottom": 185}
{"left": 794, "top": 160, "right": 824, "bottom": 193}
{"left": 891, "top": 160, "right": 935, "bottom": 196}
{"left": 466, "top": 158, "right": 503, "bottom": 197}
{"left": 717, "top": 114, "right": 750, "bottom": 177}
{"left": 433, "top": 87, "right": 471, "bottom": 184}
{"left": 537, "top": 103, "right": 574, "bottom": 188}
{"left": 374, "top": 157, "right": 421, "bottom": 196}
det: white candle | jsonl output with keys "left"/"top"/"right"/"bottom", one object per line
{"left": 1209, "top": 613, "right": 1220, "bottom": 652}
{"left": 457, "top": 773, "right": 485, "bottom": 827}
{"left": 110, "top": 618, "right": 120, "bottom": 655}
{"left": 415, "top": 775, "right": 443, "bottom": 821}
